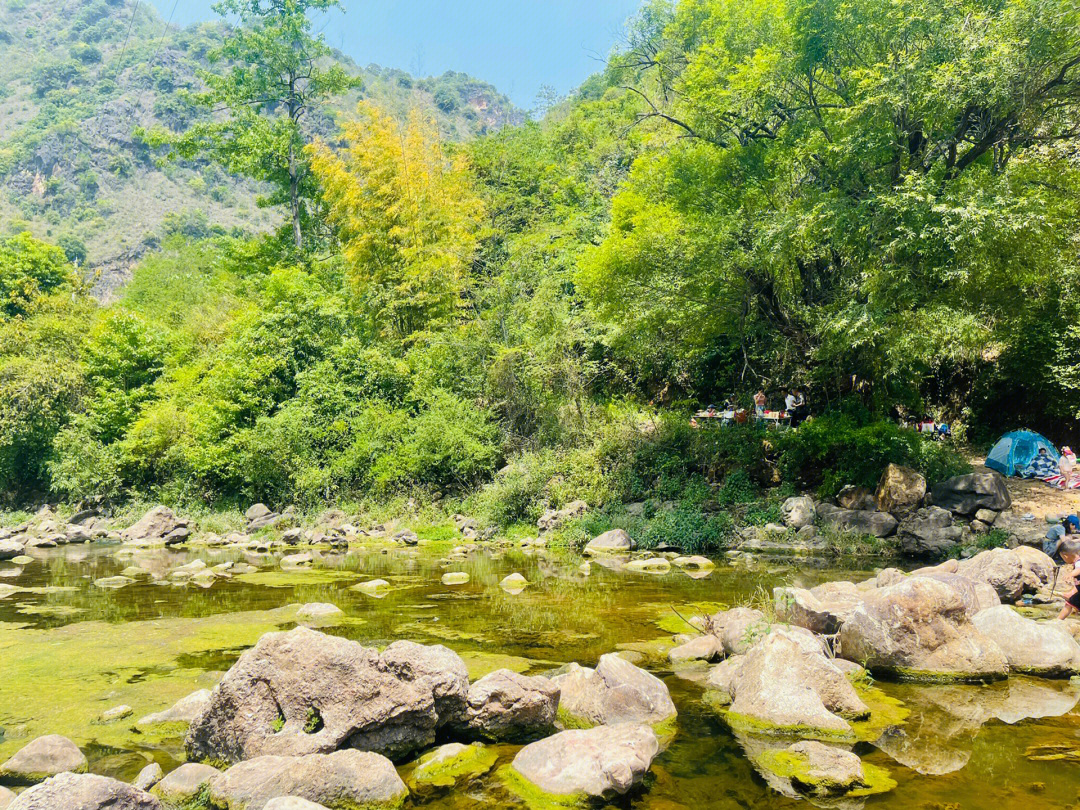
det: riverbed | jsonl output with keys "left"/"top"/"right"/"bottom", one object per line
{"left": 1, "top": 543, "right": 1078, "bottom": 808}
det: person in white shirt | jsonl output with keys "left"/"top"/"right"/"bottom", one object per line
{"left": 784, "top": 390, "right": 797, "bottom": 413}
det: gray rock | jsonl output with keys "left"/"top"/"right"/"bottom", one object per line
{"left": 897, "top": 507, "right": 962, "bottom": 556}
{"left": 0, "top": 735, "right": 87, "bottom": 784}
{"left": 393, "top": 530, "right": 419, "bottom": 546}
{"left": 7, "top": 773, "right": 161, "bottom": 810}
{"left": 718, "top": 607, "right": 768, "bottom": 655}
{"left": 0, "top": 786, "right": 13, "bottom": 809}
{"left": 551, "top": 653, "right": 676, "bottom": 728}
{"left": 152, "top": 763, "right": 221, "bottom": 803}
{"left": 816, "top": 504, "right": 897, "bottom": 537}
{"left": 0, "top": 539, "right": 21, "bottom": 561}
{"left": 462, "top": 669, "right": 559, "bottom": 741}
{"left": 781, "top": 496, "right": 816, "bottom": 529}
{"left": 122, "top": 506, "right": 186, "bottom": 541}
{"left": 584, "top": 529, "right": 635, "bottom": 554}
{"left": 186, "top": 627, "right": 468, "bottom": 763}
{"left": 836, "top": 485, "right": 876, "bottom": 511}
{"left": 137, "top": 689, "right": 212, "bottom": 728}
{"left": 263, "top": 799, "right": 329, "bottom": 810}
{"left": 956, "top": 548, "right": 1026, "bottom": 602}
{"left": 929, "top": 472, "right": 1011, "bottom": 516}
{"left": 133, "top": 763, "right": 163, "bottom": 791}
{"left": 668, "top": 635, "right": 722, "bottom": 663}
{"left": 974, "top": 508, "right": 999, "bottom": 525}
{"left": 537, "top": 500, "right": 587, "bottom": 533}
{"left": 774, "top": 581, "right": 861, "bottom": 635}
{"left": 972, "top": 606, "right": 1080, "bottom": 676}
{"left": 207, "top": 750, "right": 407, "bottom": 810}
{"left": 245, "top": 503, "right": 273, "bottom": 522}
{"left": 509, "top": 724, "right": 659, "bottom": 802}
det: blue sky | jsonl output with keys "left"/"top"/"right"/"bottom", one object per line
{"left": 145, "top": 0, "right": 644, "bottom": 108}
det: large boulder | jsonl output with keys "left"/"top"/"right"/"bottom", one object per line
{"left": 897, "top": 507, "right": 962, "bottom": 557}
{"left": 207, "top": 750, "right": 407, "bottom": 810}
{"left": 839, "top": 577, "right": 1008, "bottom": 682}
{"left": 816, "top": 504, "right": 897, "bottom": 537}
{"left": 461, "top": 669, "right": 559, "bottom": 742}
{"left": 956, "top": 548, "right": 1025, "bottom": 602}
{"left": 915, "top": 572, "right": 1000, "bottom": 616}
{"left": 716, "top": 607, "right": 768, "bottom": 655}
{"left": 875, "top": 464, "right": 926, "bottom": 516}
{"left": 715, "top": 627, "right": 868, "bottom": 739}
{"left": 1013, "top": 545, "right": 1056, "bottom": 592}
{"left": 0, "top": 735, "right": 87, "bottom": 784}
{"left": 774, "top": 581, "right": 861, "bottom": 635}
{"left": 7, "top": 774, "right": 161, "bottom": 810}
{"left": 929, "top": 472, "right": 1011, "bottom": 516}
{"left": 264, "top": 800, "right": 329, "bottom": 810}
{"left": 972, "top": 606, "right": 1080, "bottom": 676}
{"left": 508, "top": 723, "right": 658, "bottom": 803}
{"left": 584, "top": 529, "right": 635, "bottom": 555}
{"left": 781, "top": 497, "right": 816, "bottom": 529}
{"left": 836, "top": 486, "right": 876, "bottom": 511}
{"left": 552, "top": 653, "right": 676, "bottom": 729}
{"left": 121, "top": 506, "right": 185, "bottom": 542}
{"left": 186, "top": 627, "right": 468, "bottom": 764}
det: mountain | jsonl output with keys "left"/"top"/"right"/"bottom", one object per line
{"left": 0, "top": 0, "right": 522, "bottom": 296}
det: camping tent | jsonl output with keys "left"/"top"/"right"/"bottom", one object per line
{"left": 985, "top": 430, "right": 1059, "bottom": 476}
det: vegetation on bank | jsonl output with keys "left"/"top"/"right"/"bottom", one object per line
{"left": 3, "top": 0, "right": 1078, "bottom": 548}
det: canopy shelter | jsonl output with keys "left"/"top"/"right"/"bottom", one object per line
{"left": 985, "top": 429, "right": 1059, "bottom": 477}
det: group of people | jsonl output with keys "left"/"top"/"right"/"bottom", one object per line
{"left": 1045, "top": 517, "right": 1080, "bottom": 620}
{"left": 1023, "top": 446, "right": 1080, "bottom": 490}
{"left": 692, "top": 387, "right": 809, "bottom": 428}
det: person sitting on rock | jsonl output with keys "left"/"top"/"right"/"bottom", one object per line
{"left": 1057, "top": 539, "right": 1080, "bottom": 620}
{"left": 1045, "top": 515, "right": 1079, "bottom": 556}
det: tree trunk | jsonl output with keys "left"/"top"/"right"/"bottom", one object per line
{"left": 289, "top": 140, "right": 302, "bottom": 250}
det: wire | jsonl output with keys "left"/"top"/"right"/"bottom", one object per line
{"left": 148, "top": 0, "right": 181, "bottom": 69}
{"left": 114, "top": 0, "right": 142, "bottom": 78}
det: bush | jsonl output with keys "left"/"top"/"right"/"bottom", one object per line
{"left": 777, "top": 413, "right": 970, "bottom": 497}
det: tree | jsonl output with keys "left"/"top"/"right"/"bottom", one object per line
{"left": 149, "top": 0, "right": 357, "bottom": 249}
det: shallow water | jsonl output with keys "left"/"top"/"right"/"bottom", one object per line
{"left": 2, "top": 543, "right": 1079, "bottom": 808}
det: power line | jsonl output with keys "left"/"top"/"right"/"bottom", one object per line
{"left": 114, "top": 0, "right": 141, "bottom": 79}
{"left": 148, "top": 0, "right": 181, "bottom": 69}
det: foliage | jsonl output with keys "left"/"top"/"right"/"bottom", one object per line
{"left": 0, "top": 232, "right": 75, "bottom": 318}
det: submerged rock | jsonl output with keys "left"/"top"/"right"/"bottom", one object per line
{"left": 351, "top": 578, "right": 391, "bottom": 596}
{"left": 441, "top": 572, "right": 470, "bottom": 585}
{"left": 0, "top": 734, "right": 87, "bottom": 784}
{"left": 839, "top": 576, "right": 1008, "bottom": 682}
{"left": 499, "top": 572, "right": 529, "bottom": 593}
{"left": 552, "top": 653, "right": 676, "bottom": 729}
{"left": 295, "top": 603, "right": 342, "bottom": 621}
{"left": 757, "top": 740, "right": 894, "bottom": 798}
{"left": 508, "top": 723, "right": 659, "bottom": 803}
{"left": 207, "top": 750, "right": 407, "bottom": 810}
{"left": 7, "top": 773, "right": 161, "bottom": 810}
{"left": 186, "top": 627, "right": 468, "bottom": 763}
{"left": 624, "top": 557, "right": 670, "bottom": 574}
{"left": 971, "top": 606, "right": 1080, "bottom": 676}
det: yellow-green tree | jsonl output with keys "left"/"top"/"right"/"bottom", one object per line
{"left": 310, "top": 103, "right": 485, "bottom": 341}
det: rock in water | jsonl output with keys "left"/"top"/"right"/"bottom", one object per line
{"left": 186, "top": 627, "right": 468, "bottom": 763}
{"left": 584, "top": 529, "right": 635, "bottom": 554}
{"left": 956, "top": 548, "right": 1025, "bottom": 602}
{"left": 971, "top": 606, "right": 1080, "bottom": 676}
{"left": 0, "top": 539, "right": 22, "bottom": 561}
{"left": 875, "top": 464, "right": 926, "bottom": 516}
{"left": 409, "top": 742, "right": 497, "bottom": 789}
{"left": 137, "top": 689, "right": 212, "bottom": 728}
{"left": 207, "top": 750, "right": 407, "bottom": 810}
{"left": 758, "top": 740, "right": 892, "bottom": 797}
{"left": 295, "top": 603, "right": 342, "bottom": 621}
{"left": 0, "top": 735, "right": 87, "bottom": 784}
{"left": 462, "top": 669, "right": 559, "bottom": 741}
{"left": 552, "top": 653, "right": 676, "bottom": 728}
{"left": 718, "top": 607, "right": 767, "bottom": 655}
{"left": 774, "top": 581, "right": 861, "bottom": 635}
{"left": 133, "top": 763, "right": 164, "bottom": 791}
{"left": 509, "top": 724, "right": 659, "bottom": 803}
{"left": 151, "top": 763, "right": 221, "bottom": 803}
{"left": 839, "top": 576, "right": 1007, "bottom": 682}
{"left": 121, "top": 506, "right": 185, "bottom": 542}
{"left": 7, "top": 773, "right": 161, "bottom": 810}
{"left": 929, "top": 472, "right": 1011, "bottom": 516}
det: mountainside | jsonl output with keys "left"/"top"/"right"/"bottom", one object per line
{"left": 0, "top": 0, "right": 522, "bottom": 296}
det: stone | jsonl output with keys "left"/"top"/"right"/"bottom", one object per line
{"left": 207, "top": 750, "right": 407, "bottom": 810}
{"left": 0, "top": 539, "right": 22, "bottom": 561}
{"left": 245, "top": 503, "right": 273, "bottom": 522}
{"left": 263, "top": 799, "right": 329, "bottom": 810}
{"left": 624, "top": 557, "right": 671, "bottom": 574}
{"left": 0, "top": 735, "right": 87, "bottom": 784}
{"left": 671, "top": 555, "right": 714, "bottom": 571}
{"left": 956, "top": 547, "right": 1025, "bottom": 602}
{"left": 971, "top": 606, "right": 1080, "bottom": 676}
{"left": 351, "top": 579, "right": 391, "bottom": 597}
{"left": 65, "top": 526, "right": 92, "bottom": 544}
{"left": 7, "top": 773, "right": 161, "bottom": 810}
{"left": 552, "top": 653, "right": 676, "bottom": 728}
{"left": 1012, "top": 545, "right": 1056, "bottom": 592}
{"left": 839, "top": 576, "right": 1008, "bottom": 681}
{"left": 94, "top": 575, "right": 135, "bottom": 590}
{"left": 897, "top": 506, "right": 962, "bottom": 556}
{"left": 280, "top": 553, "right": 313, "bottom": 570}
{"left": 133, "top": 763, "right": 163, "bottom": 791}
{"left": 122, "top": 506, "right": 185, "bottom": 541}
{"left": 668, "top": 635, "right": 722, "bottom": 663}
{"left": 186, "top": 627, "right": 468, "bottom": 763}
{"left": 441, "top": 572, "right": 470, "bottom": 585}
{"left": 462, "top": 669, "right": 559, "bottom": 741}
{"left": 499, "top": 573, "right": 528, "bottom": 593}
{"left": 974, "top": 508, "right": 999, "bottom": 525}
{"left": 837, "top": 485, "right": 876, "bottom": 511}
{"left": 137, "top": 689, "right": 212, "bottom": 727}
{"left": 929, "top": 472, "right": 1011, "bottom": 516}
{"left": 875, "top": 464, "right": 926, "bottom": 515}
{"left": 409, "top": 742, "right": 496, "bottom": 789}
{"left": 537, "top": 500, "right": 587, "bottom": 533}
{"left": 393, "top": 530, "right": 419, "bottom": 546}
{"left": 9, "top": 557, "right": 32, "bottom": 566}
{"left": 152, "top": 763, "right": 221, "bottom": 802}
{"left": 759, "top": 741, "right": 875, "bottom": 796}
{"left": 781, "top": 496, "right": 816, "bottom": 529}
{"left": 101, "top": 705, "right": 133, "bottom": 722}
{"left": 816, "top": 504, "right": 897, "bottom": 537}
{"left": 916, "top": 572, "right": 1000, "bottom": 616}
{"left": 718, "top": 607, "right": 768, "bottom": 655}
{"left": 295, "top": 603, "right": 342, "bottom": 621}
{"left": 509, "top": 724, "right": 659, "bottom": 802}
{"left": 584, "top": 529, "right": 635, "bottom": 555}
{"left": 0, "top": 787, "right": 13, "bottom": 810}
{"left": 774, "top": 581, "right": 861, "bottom": 635}
{"left": 718, "top": 627, "right": 868, "bottom": 738}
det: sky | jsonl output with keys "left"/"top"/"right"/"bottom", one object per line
{"left": 145, "top": 0, "right": 644, "bottom": 108}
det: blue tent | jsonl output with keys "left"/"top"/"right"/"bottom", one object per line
{"left": 985, "top": 429, "right": 1059, "bottom": 476}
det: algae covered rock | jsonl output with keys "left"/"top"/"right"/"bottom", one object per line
{"left": 7, "top": 773, "right": 161, "bottom": 810}
{"left": 508, "top": 723, "right": 659, "bottom": 803}
{"left": 207, "top": 750, "right": 407, "bottom": 810}
{"left": 0, "top": 734, "right": 87, "bottom": 784}
{"left": 499, "top": 572, "right": 528, "bottom": 593}
{"left": 463, "top": 669, "right": 559, "bottom": 741}
{"left": 971, "top": 605, "right": 1080, "bottom": 676}
{"left": 440, "top": 572, "right": 470, "bottom": 585}
{"left": 624, "top": 557, "right": 671, "bottom": 574}
{"left": 351, "top": 578, "right": 390, "bottom": 597}
{"left": 409, "top": 742, "right": 497, "bottom": 790}
{"left": 839, "top": 576, "right": 1007, "bottom": 682}
{"left": 151, "top": 763, "right": 220, "bottom": 803}
{"left": 295, "top": 603, "right": 343, "bottom": 621}
{"left": 552, "top": 653, "right": 676, "bottom": 730}
{"left": 758, "top": 740, "right": 895, "bottom": 798}
{"left": 186, "top": 627, "right": 468, "bottom": 763}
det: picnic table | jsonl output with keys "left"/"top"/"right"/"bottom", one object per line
{"left": 693, "top": 409, "right": 791, "bottom": 429}
{"left": 755, "top": 410, "right": 792, "bottom": 429}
